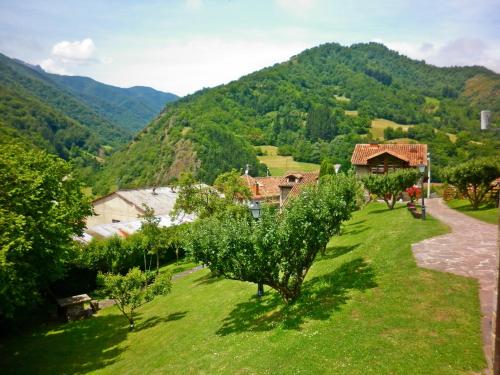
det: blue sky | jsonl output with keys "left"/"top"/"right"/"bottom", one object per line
{"left": 1, "top": 0, "right": 499, "bottom": 95}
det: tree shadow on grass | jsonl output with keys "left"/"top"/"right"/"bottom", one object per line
{"left": 368, "top": 205, "right": 405, "bottom": 215}
{"left": 193, "top": 273, "right": 223, "bottom": 285}
{"left": 135, "top": 311, "right": 188, "bottom": 332}
{"left": 2, "top": 314, "right": 128, "bottom": 375}
{"left": 320, "top": 244, "right": 361, "bottom": 261}
{"left": 216, "top": 257, "right": 377, "bottom": 336}
{"left": 341, "top": 227, "right": 368, "bottom": 236}
{"left": 2, "top": 309, "right": 189, "bottom": 374}
{"left": 350, "top": 219, "right": 367, "bottom": 225}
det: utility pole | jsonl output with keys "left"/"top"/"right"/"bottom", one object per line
{"left": 427, "top": 152, "right": 431, "bottom": 199}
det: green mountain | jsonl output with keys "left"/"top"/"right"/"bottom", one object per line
{"left": 45, "top": 74, "right": 178, "bottom": 133}
{"left": 0, "top": 54, "right": 128, "bottom": 145}
{"left": 0, "top": 53, "right": 178, "bottom": 182}
{"left": 90, "top": 42, "right": 498, "bottom": 193}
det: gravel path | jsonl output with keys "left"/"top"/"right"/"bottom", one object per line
{"left": 412, "top": 198, "right": 498, "bottom": 368}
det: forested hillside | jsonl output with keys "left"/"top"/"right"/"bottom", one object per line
{"left": 45, "top": 74, "right": 178, "bottom": 132}
{"left": 0, "top": 53, "right": 178, "bottom": 182}
{"left": 95, "top": 42, "right": 499, "bottom": 194}
{"left": 0, "top": 54, "right": 127, "bottom": 144}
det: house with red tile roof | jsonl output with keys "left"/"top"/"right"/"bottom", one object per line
{"left": 241, "top": 171, "right": 320, "bottom": 207}
{"left": 351, "top": 143, "right": 428, "bottom": 176}
{"left": 241, "top": 174, "right": 282, "bottom": 205}
{"left": 278, "top": 172, "right": 320, "bottom": 206}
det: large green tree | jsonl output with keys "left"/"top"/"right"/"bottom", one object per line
{"left": 0, "top": 145, "right": 92, "bottom": 317}
{"left": 184, "top": 173, "right": 358, "bottom": 303}
{"left": 443, "top": 158, "right": 500, "bottom": 209}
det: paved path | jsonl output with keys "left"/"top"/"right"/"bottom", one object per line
{"left": 412, "top": 198, "right": 498, "bottom": 368}
{"left": 172, "top": 265, "right": 204, "bottom": 280}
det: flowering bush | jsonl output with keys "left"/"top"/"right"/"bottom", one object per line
{"left": 406, "top": 185, "right": 421, "bottom": 203}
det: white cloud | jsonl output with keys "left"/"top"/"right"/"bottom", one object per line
{"left": 374, "top": 38, "right": 500, "bottom": 73}
{"left": 52, "top": 38, "right": 96, "bottom": 62}
{"left": 40, "top": 58, "right": 70, "bottom": 75}
{"left": 91, "top": 36, "right": 312, "bottom": 96}
{"left": 40, "top": 38, "right": 104, "bottom": 75}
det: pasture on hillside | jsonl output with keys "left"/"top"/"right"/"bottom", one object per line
{"left": 257, "top": 145, "right": 320, "bottom": 176}
{"left": 370, "top": 118, "right": 413, "bottom": 140}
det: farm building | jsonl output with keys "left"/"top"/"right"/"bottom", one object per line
{"left": 82, "top": 187, "right": 194, "bottom": 242}
{"left": 351, "top": 143, "right": 428, "bottom": 176}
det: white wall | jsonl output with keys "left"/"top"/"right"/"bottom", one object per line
{"left": 86, "top": 194, "right": 141, "bottom": 227}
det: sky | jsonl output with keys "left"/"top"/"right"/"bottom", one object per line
{"left": 0, "top": 0, "right": 499, "bottom": 96}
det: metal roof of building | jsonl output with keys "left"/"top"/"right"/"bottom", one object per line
{"left": 80, "top": 213, "right": 196, "bottom": 243}
{"left": 98, "top": 187, "right": 179, "bottom": 215}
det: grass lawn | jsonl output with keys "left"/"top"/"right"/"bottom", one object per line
{"left": 0, "top": 203, "right": 485, "bottom": 374}
{"left": 446, "top": 199, "right": 498, "bottom": 224}
{"left": 257, "top": 145, "right": 319, "bottom": 176}
{"left": 370, "top": 119, "right": 413, "bottom": 140}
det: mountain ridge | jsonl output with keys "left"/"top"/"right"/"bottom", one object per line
{"left": 94, "top": 41, "right": 499, "bottom": 194}
{"left": 0, "top": 52, "right": 178, "bottom": 182}
{"left": 43, "top": 72, "right": 178, "bottom": 133}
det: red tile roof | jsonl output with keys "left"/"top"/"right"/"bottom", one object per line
{"left": 281, "top": 171, "right": 320, "bottom": 203}
{"left": 351, "top": 143, "right": 427, "bottom": 166}
{"left": 241, "top": 175, "right": 282, "bottom": 200}
{"left": 279, "top": 171, "right": 319, "bottom": 187}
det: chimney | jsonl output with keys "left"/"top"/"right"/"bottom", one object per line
{"left": 245, "top": 164, "right": 250, "bottom": 176}
{"left": 254, "top": 182, "right": 260, "bottom": 196}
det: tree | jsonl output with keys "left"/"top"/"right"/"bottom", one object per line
{"left": 305, "top": 106, "right": 337, "bottom": 142}
{"left": 139, "top": 204, "right": 161, "bottom": 273}
{"left": 213, "top": 169, "right": 251, "bottom": 202}
{"left": 184, "top": 173, "right": 358, "bottom": 303}
{"left": 363, "top": 169, "right": 420, "bottom": 209}
{"left": 443, "top": 158, "right": 500, "bottom": 209}
{"left": 319, "top": 159, "right": 335, "bottom": 176}
{"left": 97, "top": 267, "right": 172, "bottom": 330}
{"left": 171, "top": 172, "right": 221, "bottom": 219}
{"left": 0, "top": 145, "right": 92, "bottom": 318}
{"left": 161, "top": 225, "right": 186, "bottom": 265}
{"left": 172, "top": 170, "right": 251, "bottom": 220}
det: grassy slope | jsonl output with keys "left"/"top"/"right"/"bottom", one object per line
{"left": 370, "top": 118, "right": 413, "bottom": 140}
{"left": 257, "top": 146, "right": 320, "bottom": 176}
{"left": 446, "top": 199, "right": 498, "bottom": 225}
{"left": 0, "top": 203, "right": 485, "bottom": 374}
{"left": 370, "top": 118, "right": 457, "bottom": 143}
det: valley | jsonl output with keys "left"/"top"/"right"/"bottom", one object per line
{"left": 1, "top": 2, "right": 499, "bottom": 373}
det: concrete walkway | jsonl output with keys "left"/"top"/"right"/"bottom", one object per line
{"left": 412, "top": 198, "right": 498, "bottom": 368}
